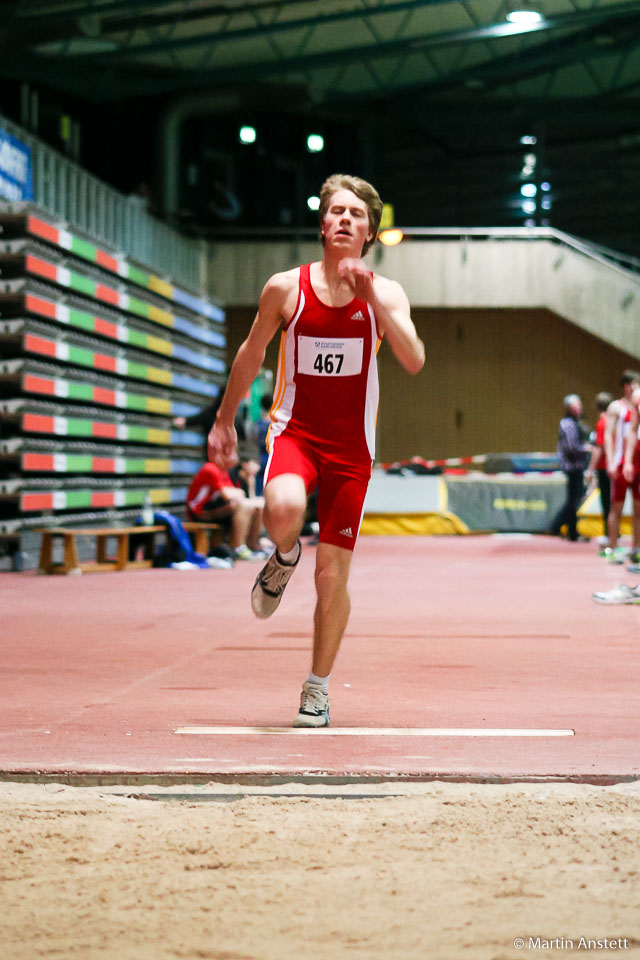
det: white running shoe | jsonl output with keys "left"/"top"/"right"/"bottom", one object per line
{"left": 592, "top": 583, "right": 640, "bottom": 605}
{"left": 293, "top": 681, "right": 330, "bottom": 727}
{"left": 250, "top": 541, "right": 301, "bottom": 619}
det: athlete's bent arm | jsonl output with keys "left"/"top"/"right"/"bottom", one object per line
{"left": 208, "top": 273, "right": 292, "bottom": 465}
{"left": 371, "top": 277, "right": 424, "bottom": 375}
{"left": 337, "top": 258, "right": 424, "bottom": 374}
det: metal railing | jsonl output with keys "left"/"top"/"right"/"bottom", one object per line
{"left": 0, "top": 112, "right": 203, "bottom": 291}
{"left": 207, "top": 224, "right": 640, "bottom": 281}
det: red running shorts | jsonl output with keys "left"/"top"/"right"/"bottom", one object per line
{"left": 264, "top": 432, "right": 372, "bottom": 551}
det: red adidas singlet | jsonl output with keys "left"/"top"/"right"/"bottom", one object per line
{"left": 268, "top": 263, "right": 382, "bottom": 462}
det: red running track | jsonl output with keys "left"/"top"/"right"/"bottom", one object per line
{"left": 1, "top": 535, "right": 639, "bottom": 782}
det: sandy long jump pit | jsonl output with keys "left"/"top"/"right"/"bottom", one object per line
{"left": 1, "top": 779, "right": 639, "bottom": 960}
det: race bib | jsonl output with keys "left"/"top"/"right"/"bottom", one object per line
{"left": 297, "top": 336, "right": 363, "bottom": 377}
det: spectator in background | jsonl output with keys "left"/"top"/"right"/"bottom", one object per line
{"left": 620, "top": 381, "right": 640, "bottom": 566}
{"left": 186, "top": 456, "right": 266, "bottom": 561}
{"left": 585, "top": 391, "right": 614, "bottom": 547}
{"left": 253, "top": 393, "right": 273, "bottom": 496}
{"left": 173, "top": 380, "right": 250, "bottom": 462}
{"left": 604, "top": 369, "right": 640, "bottom": 557}
{"left": 173, "top": 397, "right": 224, "bottom": 461}
{"left": 550, "top": 394, "right": 591, "bottom": 542}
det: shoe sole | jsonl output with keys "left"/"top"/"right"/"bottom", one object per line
{"left": 592, "top": 595, "right": 640, "bottom": 604}
{"left": 292, "top": 715, "right": 330, "bottom": 727}
{"left": 250, "top": 547, "right": 300, "bottom": 619}
{"left": 250, "top": 580, "right": 281, "bottom": 619}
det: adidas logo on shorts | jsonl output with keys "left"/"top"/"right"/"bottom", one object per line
{"left": 339, "top": 527, "right": 354, "bottom": 538}
{"left": 351, "top": 310, "right": 366, "bottom": 321}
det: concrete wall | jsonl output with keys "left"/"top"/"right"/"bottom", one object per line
{"left": 208, "top": 238, "right": 640, "bottom": 358}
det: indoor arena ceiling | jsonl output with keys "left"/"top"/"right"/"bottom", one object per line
{"left": 1, "top": 0, "right": 640, "bottom": 105}
{"left": 2, "top": 0, "right": 640, "bottom": 253}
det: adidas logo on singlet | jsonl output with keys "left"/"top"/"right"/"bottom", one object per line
{"left": 339, "top": 527, "right": 354, "bottom": 538}
{"left": 351, "top": 310, "right": 366, "bottom": 321}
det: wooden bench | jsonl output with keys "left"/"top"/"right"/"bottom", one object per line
{"left": 182, "top": 521, "right": 223, "bottom": 556}
{"left": 35, "top": 521, "right": 221, "bottom": 575}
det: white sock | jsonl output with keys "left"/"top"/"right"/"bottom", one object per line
{"left": 306, "top": 670, "right": 329, "bottom": 693}
{"left": 278, "top": 542, "right": 300, "bottom": 564}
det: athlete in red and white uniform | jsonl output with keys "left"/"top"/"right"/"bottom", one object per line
{"left": 605, "top": 370, "right": 640, "bottom": 551}
{"left": 208, "top": 173, "right": 424, "bottom": 727}
{"left": 263, "top": 262, "right": 381, "bottom": 550}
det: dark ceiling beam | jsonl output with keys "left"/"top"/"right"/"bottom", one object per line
{"left": 54, "top": 0, "right": 640, "bottom": 65}
{"left": 442, "top": 20, "right": 640, "bottom": 94}
{"left": 17, "top": 4, "right": 638, "bottom": 102}
{"left": 4, "top": 0, "right": 327, "bottom": 42}
{"left": 3, "top": 2, "right": 640, "bottom": 104}
{"left": 47, "top": 0, "right": 474, "bottom": 63}
{"left": 312, "top": 16, "right": 640, "bottom": 110}
{"left": 9, "top": 0, "right": 203, "bottom": 25}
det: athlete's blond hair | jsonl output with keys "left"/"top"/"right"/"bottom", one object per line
{"left": 319, "top": 173, "right": 383, "bottom": 256}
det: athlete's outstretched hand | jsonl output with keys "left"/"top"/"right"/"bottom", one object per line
{"left": 208, "top": 419, "right": 238, "bottom": 469}
{"left": 338, "top": 258, "right": 374, "bottom": 302}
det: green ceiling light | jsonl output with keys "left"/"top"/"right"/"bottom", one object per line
{"left": 306, "top": 134, "right": 324, "bottom": 153}
{"left": 239, "top": 125, "right": 257, "bottom": 145}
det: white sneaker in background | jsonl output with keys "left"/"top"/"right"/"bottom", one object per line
{"left": 592, "top": 584, "right": 640, "bottom": 605}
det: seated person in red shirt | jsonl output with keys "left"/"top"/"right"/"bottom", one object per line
{"left": 187, "top": 456, "right": 265, "bottom": 560}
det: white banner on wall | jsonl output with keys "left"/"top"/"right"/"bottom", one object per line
{"left": 0, "top": 126, "right": 34, "bottom": 202}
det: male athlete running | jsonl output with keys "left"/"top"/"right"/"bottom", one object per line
{"left": 208, "top": 174, "right": 425, "bottom": 726}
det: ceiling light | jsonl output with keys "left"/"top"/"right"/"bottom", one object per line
{"left": 306, "top": 134, "right": 324, "bottom": 153}
{"left": 239, "top": 125, "right": 256, "bottom": 145}
{"left": 307, "top": 195, "right": 320, "bottom": 211}
{"left": 521, "top": 183, "right": 537, "bottom": 198}
{"left": 506, "top": 5, "right": 543, "bottom": 25}
{"left": 522, "top": 200, "right": 536, "bottom": 214}
{"left": 379, "top": 229, "right": 404, "bottom": 247}
{"left": 520, "top": 135, "right": 537, "bottom": 145}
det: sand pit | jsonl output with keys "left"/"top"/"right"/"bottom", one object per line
{"left": 1, "top": 780, "right": 639, "bottom": 959}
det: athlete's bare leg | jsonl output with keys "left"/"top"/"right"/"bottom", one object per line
{"left": 632, "top": 501, "right": 640, "bottom": 549}
{"left": 263, "top": 473, "right": 307, "bottom": 552}
{"left": 608, "top": 501, "right": 623, "bottom": 549}
{"left": 228, "top": 499, "right": 256, "bottom": 550}
{"left": 246, "top": 502, "right": 265, "bottom": 552}
{"left": 261, "top": 476, "right": 354, "bottom": 676}
{"left": 312, "top": 543, "right": 353, "bottom": 678}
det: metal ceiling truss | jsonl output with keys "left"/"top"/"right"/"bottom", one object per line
{"left": 1, "top": 0, "right": 639, "bottom": 104}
